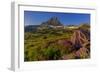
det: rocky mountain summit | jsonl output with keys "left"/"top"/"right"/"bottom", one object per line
{"left": 41, "top": 16, "right": 63, "bottom": 27}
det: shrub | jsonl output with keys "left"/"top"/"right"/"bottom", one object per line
{"left": 42, "top": 46, "right": 61, "bottom": 60}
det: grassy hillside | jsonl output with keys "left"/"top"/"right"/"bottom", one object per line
{"left": 24, "top": 24, "right": 90, "bottom": 61}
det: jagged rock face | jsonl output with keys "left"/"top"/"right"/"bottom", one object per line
{"left": 61, "top": 29, "right": 90, "bottom": 60}
{"left": 71, "top": 30, "right": 89, "bottom": 50}
{"left": 62, "top": 47, "right": 89, "bottom": 59}
{"left": 75, "top": 47, "right": 89, "bottom": 58}
{"left": 41, "top": 17, "right": 63, "bottom": 26}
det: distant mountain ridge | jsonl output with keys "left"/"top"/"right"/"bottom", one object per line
{"left": 25, "top": 25, "right": 40, "bottom": 32}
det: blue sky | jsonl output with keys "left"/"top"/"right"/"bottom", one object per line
{"left": 24, "top": 11, "right": 90, "bottom": 26}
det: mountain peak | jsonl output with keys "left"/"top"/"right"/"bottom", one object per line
{"left": 41, "top": 16, "right": 63, "bottom": 26}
